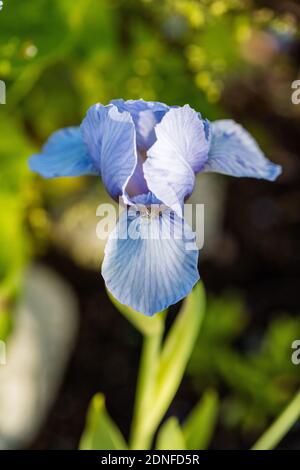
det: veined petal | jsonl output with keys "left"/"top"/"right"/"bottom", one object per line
{"left": 81, "top": 104, "right": 140, "bottom": 201}
{"left": 101, "top": 107, "right": 138, "bottom": 201}
{"left": 80, "top": 103, "right": 112, "bottom": 173}
{"left": 102, "top": 208, "right": 199, "bottom": 316}
{"left": 110, "top": 99, "right": 169, "bottom": 150}
{"left": 29, "top": 127, "right": 97, "bottom": 178}
{"left": 144, "top": 105, "right": 209, "bottom": 216}
{"left": 203, "top": 120, "right": 282, "bottom": 181}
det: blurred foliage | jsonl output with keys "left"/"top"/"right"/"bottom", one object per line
{"left": 0, "top": 111, "right": 34, "bottom": 337}
{"left": 188, "top": 294, "right": 300, "bottom": 435}
{"left": 1, "top": 0, "right": 299, "bottom": 127}
{"left": 0, "top": 0, "right": 299, "bottom": 448}
{"left": 0, "top": 310, "right": 12, "bottom": 342}
{"left": 182, "top": 388, "right": 219, "bottom": 450}
{"left": 156, "top": 417, "right": 186, "bottom": 450}
{"left": 79, "top": 393, "right": 128, "bottom": 450}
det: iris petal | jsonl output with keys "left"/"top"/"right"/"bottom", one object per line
{"left": 102, "top": 208, "right": 199, "bottom": 316}
{"left": 110, "top": 99, "right": 169, "bottom": 150}
{"left": 144, "top": 105, "right": 209, "bottom": 216}
{"left": 203, "top": 120, "right": 282, "bottom": 181}
{"left": 81, "top": 104, "right": 141, "bottom": 201}
{"left": 80, "top": 103, "right": 112, "bottom": 173}
{"left": 29, "top": 127, "right": 97, "bottom": 178}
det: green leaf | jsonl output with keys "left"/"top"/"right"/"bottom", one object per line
{"left": 0, "top": 0, "right": 72, "bottom": 68}
{"left": 107, "top": 289, "right": 165, "bottom": 337}
{"left": 143, "top": 282, "right": 206, "bottom": 437}
{"left": 79, "top": 393, "right": 127, "bottom": 450}
{"left": 156, "top": 417, "right": 186, "bottom": 450}
{"left": 251, "top": 389, "right": 300, "bottom": 450}
{"left": 183, "top": 389, "right": 219, "bottom": 450}
{"left": 0, "top": 311, "right": 13, "bottom": 342}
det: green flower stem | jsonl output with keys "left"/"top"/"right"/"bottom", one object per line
{"left": 130, "top": 320, "right": 164, "bottom": 450}
{"left": 129, "top": 284, "right": 205, "bottom": 450}
{"left": 252, "top": 389, "right": 300, "bottom": 450}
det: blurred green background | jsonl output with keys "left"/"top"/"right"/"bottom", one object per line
{"left": 0, "top": 0, "right": 300, "bottom": 450}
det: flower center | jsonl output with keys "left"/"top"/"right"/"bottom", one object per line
{"left": 135, "top": 204, "right": 168, "bottom": 219}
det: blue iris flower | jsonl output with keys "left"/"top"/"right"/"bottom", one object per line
{"left": 29, "top": 99, "right": 282, "bottom": 316}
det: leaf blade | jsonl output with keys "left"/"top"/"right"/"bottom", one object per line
{"left": 79, "top": 393, "right": 127, "bottom": 450}
{"left": 183, "top": 389, "right": 219, "bottom": 450}
{"left": 156, "top": 417, "right": 186, "bottom": 450}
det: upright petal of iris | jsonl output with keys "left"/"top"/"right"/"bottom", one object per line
{"left": 110, "top": 99, "right": 169, "bottom": 150}
{"left": 81, "top": 104, "right": 144, "bottom": 203}
{"left": 144, "top": 105, "right": 210, "bottom": 217}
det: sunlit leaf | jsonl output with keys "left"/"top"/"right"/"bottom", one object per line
{"left": 156, "top": 417, "right": 186, "bottom": 450}
{"left": 0, "top": 0, "right": 71, "bottom": 67}
{"left": 183, "top": 389, "right": 219, "bottom": 450}
{"left": 79, "top": 393, "right": 127, "bottom": 450}
{"left": 0, "top": 311, "right": 13, "bottom": 342}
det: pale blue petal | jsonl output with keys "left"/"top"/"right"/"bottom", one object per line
{"left": 81, "top": 104, "right": 140, "bottom": 201}
{"left": 143, "top": 105, "right": 209, "bottom": 216}
{"left": 80, "top": 103, "right": 112, "bottom": 173}
{"left": 101, "top": 106, "right": 138, "bottom": 200}
{"left": 203, "top": 120, "right": 282, "bottom": 181}
{"left": 102, "top": 208, "right": 199, "bottom": 316}
{"left": 29, "top": 127, "right": 97, "bottom": 178}
{"left": 110, "top": 99, "right": 169, "bottom": 150}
